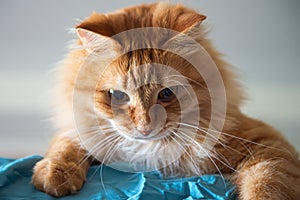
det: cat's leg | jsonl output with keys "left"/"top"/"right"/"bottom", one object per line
{"left": 235, "top": 157, "right": 300, "bottom": 200}
{"left": 32, "top": 134, "right": 91, "bottom": 197}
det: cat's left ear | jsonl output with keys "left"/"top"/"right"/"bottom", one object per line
{"left": 76, "top": 28, "right": 122, "bottom": 54}
{"left": 171, "top": 11, "right": 207, "bottom": 39}
{"left": 181, "top": 14, "right": 207, "bottom": 40}
{"left": 161, "top": 14, "right": 207, "bottom": 56}
{"left": 177, "top": 13, "right": 207, "bottom": 34}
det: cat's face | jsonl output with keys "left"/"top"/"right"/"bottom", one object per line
{"left": 74, "top": 47, "right": 212, "bottom": 173}
{"left": 93, "top": 50, "right": 203, "bottom": 142}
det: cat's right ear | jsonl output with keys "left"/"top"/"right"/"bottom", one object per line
{"left": 76, "top": 28, "right": 121, "bottom": 54}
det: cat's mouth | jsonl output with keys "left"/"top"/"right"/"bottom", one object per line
{"left": 117, "top": 130, "right": 171, "bottom": 142}
{"left": 132, "top": 132, "right": 170, "bottom": 141}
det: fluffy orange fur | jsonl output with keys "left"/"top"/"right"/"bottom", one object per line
{"left": 32, "top": 2, "right": 300, "bottom": 199}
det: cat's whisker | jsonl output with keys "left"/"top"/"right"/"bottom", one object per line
{"left": 176, "top": 122, "right": 259, "bottom": 166}
{"left": 191, "top": 140, "right": 226, "bottom": 185}
{"left": 177, "top": 122, "right": 254, "bottom": 156}
{"left": 176, "top": 122, "right": 229, "bottom": 151}
{"left": 175, "top": 129, "right": 237, "bottom": 173}
{"left": 103, "top": 138, "right": 124, "bottom": 166}
{"left": 176, "top": 122, "right": 222, "bottom": 142}
{"left": 237, "top": 139, "right": 255, "bottom": 159}
{"left": 203, "top": 127, "right": 294, "bottom": 156}
{"left": 211, "top": 151, "right": 238, "bottom": 172}
{"left": 87, "top": 134, "right": 120, "bottom": 157}
{"left": 74, "top": 132, "right": 120, "bottom": 177}
{"left": 83, "top": 135, "right": 121, "bottom": 195}
{"left": 99, "top": 137, "right": 124, "bottom": 196}
{"left": 86, "top": 138, "right": 117, "bottom": 165}
{"left": 81, "top": 131, "right": 116, "bottom": 147}
{"left": 203, "top": 150, "right": 227, "bottom": 188}
{"left": 60, "top": 133, "right": 120, "bottom": 186}
{"left": 176, "top": 122, "right": 294, "bottom": 173}
{"left": 195, "top": 127, "right": 251, "bottom": 157}
{"left": 176, "top": 128, "right": 220, "bottom": 144}
{"left": 78, "top": 126, "right": 116, "bottom": 135}
{"left": 169, "top": 130, "right": 202, "bottom": 175}
{"left": 75, "top": 126, "right": 102, "bottom": 133}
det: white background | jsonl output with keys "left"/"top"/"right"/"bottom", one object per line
{"left": 0, "top": 0, "right": 299, "bottom": 157}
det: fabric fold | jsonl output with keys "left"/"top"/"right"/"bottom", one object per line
{"left": 0, "top": 155, "right": 236, "bottom": 200}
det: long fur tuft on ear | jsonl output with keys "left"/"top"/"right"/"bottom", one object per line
{"left": 152, "top": 2, "right": 206, "bottom": 32}
{"left": 76, "top": 28, "right": 121, "bottom": 54}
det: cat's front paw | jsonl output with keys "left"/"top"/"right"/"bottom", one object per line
{"left": 32, "top": 158, "right": 86, "bottom": 197}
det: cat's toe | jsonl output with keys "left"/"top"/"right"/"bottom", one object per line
{"left": 32, "top": 158, "right": 85, "bottom": 197}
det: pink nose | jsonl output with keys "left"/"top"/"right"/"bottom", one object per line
{"left": 140, "top": 129, "right": 153, "bottom": 136}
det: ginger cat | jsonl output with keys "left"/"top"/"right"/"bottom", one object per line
{"left": 32, "top": 2, "right": 300, "bottom": 199}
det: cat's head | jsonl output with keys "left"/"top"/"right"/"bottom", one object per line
{"left": 57, "top": 2, "right": 244, "bottom": 174}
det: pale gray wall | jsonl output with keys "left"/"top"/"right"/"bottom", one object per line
{"left": 0, "top": 0, "right": 299, "bottom": 157}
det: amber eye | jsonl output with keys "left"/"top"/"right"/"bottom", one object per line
{"left": 109, "top": 89, "right": 130, "bottom": 104}
{"left": 158, "top": 87, "right": 176, "bottom": 102}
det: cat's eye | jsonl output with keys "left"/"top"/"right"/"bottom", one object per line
{"left": 158, "top": 87, "right": 176, "bottom": 102}
{"left": 109, "top": 89, "right": 130, "bottom": 104}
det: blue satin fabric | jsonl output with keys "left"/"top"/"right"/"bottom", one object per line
{"left": 0, "top": 155, "right": 236, "bottom": 199}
